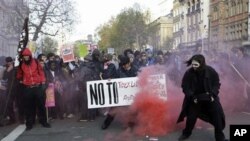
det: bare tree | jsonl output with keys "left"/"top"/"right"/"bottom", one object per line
{"left": 15, "top": 0, "right": 76, "bottom": 41}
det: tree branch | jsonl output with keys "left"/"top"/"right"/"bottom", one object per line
{"left": 40, "top": 30, "right": 59, "bottom": 36}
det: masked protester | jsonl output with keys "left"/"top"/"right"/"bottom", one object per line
{"left": 101, "top": 56, "right": 138, "bottom": 130}
{"left": 16, "top": 48, "right": 51, "bottom": 130}
{"left": 177, "top": 54, "right": 228, "bottom": 141}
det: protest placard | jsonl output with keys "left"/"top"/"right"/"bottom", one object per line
{"left": 87, "top": 74, "right": 167, "bottom": 109}
{"left": 60, "top": 45, "right": 75, "bottom": 63}
{"left": 45, "top": 83, "right": 55, "bottom": 107}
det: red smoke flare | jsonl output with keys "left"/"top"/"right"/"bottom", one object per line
{"left": 126, "top": 65, "right": 183, "bottom": 137}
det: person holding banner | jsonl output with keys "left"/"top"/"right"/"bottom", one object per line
{"left": 76, "top": 54, "right": 100, "bottom": 122}
{"left": 117, "top": 55, "right": 138, "bottom": 78}
{"left": 177, "top": 54, "right": 227, "bottom": 141}
{"left": 16, "top": 48, "right": 51, "bottom": 130}
{"left": 101, "top": 55, "right": 138, "bottom": 130}
{"left": 100, "top": 53, "right": 117, "bottom": 80}
{"left": 45, "top": 60, "right": 64, "bottom": 120}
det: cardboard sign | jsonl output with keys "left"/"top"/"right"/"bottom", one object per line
{"left": 61, "top": 45, "right": 75, "bottom": 63}
{"left": 45, "top": 83, "right": 55, "bottom": 107}
{"left": 148, "top": 74, "right": 167, "bottom": 100}
{"left": 87, "top": 74, "right": 167, "bottom": 109}
{"left": 107, "top": 48, "right": 114, "bottom": 54}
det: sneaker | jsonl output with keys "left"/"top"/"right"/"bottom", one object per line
{"left": 101, "top": 115, "right": 114, "bottom": 130}
{"left": 101, "top": 123, "right": 109, "bottom": 130}
{"left": 178, "top": 134, "right": 190, "bottom": 141}
{"left": 41, "top": 123, "right": 51, "bottom": 128}
{"left": 67, "top": 114, "right": 74, "bottom": 118}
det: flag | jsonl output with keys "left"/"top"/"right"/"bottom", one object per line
{"left": 15, "top": 17, "right": 29, "bottom": 66}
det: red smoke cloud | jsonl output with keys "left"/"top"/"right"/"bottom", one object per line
{"left": 126, "top": 65, "right": 184, "bottom": 137}
{"left": 212, "top": 61, "right": 247, "bottom": 113}
{"left": 103, "top": 55, "right": 249, "bottom": 139}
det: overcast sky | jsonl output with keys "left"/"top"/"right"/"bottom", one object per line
{"left": 67, "top": 0, "right": 173, "bottom": 42}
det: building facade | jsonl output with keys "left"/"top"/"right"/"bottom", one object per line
{"left": 148, "top": 14, "right": 173, "bottom": 51}
{"left": 173, "top": 0, "right": 186, "bottom": 49}
{"left": 172, "top": 0, "right": 210, "bottom": 52}
{"left": 184, "top": 0, "right": 209, "bottom": 49}
{"left": 0, "top": 0, "right": 28, "bottom": 59}
{"left": 210, "top": 0, "right": 249, "bottom": 51}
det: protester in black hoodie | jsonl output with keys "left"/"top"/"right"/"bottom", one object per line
{"left": 177, "top": 54, "right": 228, "bottom": 141}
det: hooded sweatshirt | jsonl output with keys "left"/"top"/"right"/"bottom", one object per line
{"left": 16, "top": 48, "right": 46, "bottom": 86}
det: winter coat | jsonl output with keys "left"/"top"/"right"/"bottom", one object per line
{"left": 16, "top": 48, "right": 46, "bottom": 86}
{"left": 117, "top": 65, "right": 138, "bottom": 78}
{"left": 177, "top": 65, "right": 225, "bottom": 129}
{"left": 2, "top": 66, "right": 18, "bottom": 97}
{"left": 101, "top": 62, "right": 118, "bottom": 79}
{"left": 45, "top": 69, "right": 63, "bottom": 84}
{"left": 76, "top": 61, "right": 100, "bottom": 91}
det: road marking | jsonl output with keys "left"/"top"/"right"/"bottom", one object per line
{"left": 1, "top": 125, "right": 25, "bottom": 141}
{"left": 242, "top": 112, "right": 250, "bottom": 116}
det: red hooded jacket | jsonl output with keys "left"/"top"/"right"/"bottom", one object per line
{"left": 16, "top": 48, "right": 46, "bottom": 86}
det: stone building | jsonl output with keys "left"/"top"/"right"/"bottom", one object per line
{"left": 210, "top": 0, "right": 249, "bottom": 51}
{"left": 173, "top": 0, "right": 210, "bottom": 52}
{"left": 148, "top": 13, "right": 173, "bottom": 51}
{"left": 0, "top": 0, "right": 28, "bottom": 61}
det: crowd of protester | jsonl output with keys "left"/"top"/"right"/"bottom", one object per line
{"left": 0, "top": 46, "right": 249, "bottom": 131}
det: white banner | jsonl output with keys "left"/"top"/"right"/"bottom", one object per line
{"left": 87, "top": 74, "right": 167, "bottom": 109}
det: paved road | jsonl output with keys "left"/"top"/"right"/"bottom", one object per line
{"left": 0, "top": 112, "right": 250, "bottom": 141}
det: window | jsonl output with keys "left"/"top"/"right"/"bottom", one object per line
{"left": 193, "top": 15, "right": 195, "bottom": 25}
{"left": 244, "top": 1, "right": 248, "bottom": 12}
{"left": 239, "top": 0, "right": 243, "bottom": 13}
{"left": 232, "top": 1, "right": 236, "bottom": 15}
{"left": 225, "top": 8, "right": 229, "bottom": 18}
{"left": 236, "top": 2, "right": 240, "bottom": 14}
{"left": 213, "top": 6, "right": 219, "bottom": 20}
